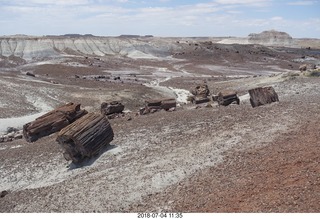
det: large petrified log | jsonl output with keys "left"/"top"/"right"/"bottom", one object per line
{"left": 23, "top": 103, "right": 87, "bottom": 142}
{"left": 101, "top": 101, "right": 125, "bottom": 115}
{"left": 249, "top": 86, "right": 279, "bottom": 108}
{"left": 216, "top": 90, "right": 240, "bottom": 106}
{"left": 56, "top": 113, "right": 114, "bottom": 163}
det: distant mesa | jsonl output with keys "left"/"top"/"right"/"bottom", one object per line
{"left": 248, "top": 30, "right": 293, "bottom": 45}
{"left": 44, "top": 34, "right": 96, "bottom": 38}
{"left": 118, "top": 34, "right": 154, "bottom": 38}
{"left": 63, "top": 34, "right": 95, "bottom": 38}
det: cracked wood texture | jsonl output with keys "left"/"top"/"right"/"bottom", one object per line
{"left": 23, "top": 103, "right": 87, "bottom": 142}
{"left": 249, "top": 87, "right": 279, "bottom": 108}
{"left": 56, "top": 113, "right": 114, "bottom": 163}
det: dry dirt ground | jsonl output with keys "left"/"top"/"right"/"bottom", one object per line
{"left": 0, "top": 37, "right": 320, "bottom": 212}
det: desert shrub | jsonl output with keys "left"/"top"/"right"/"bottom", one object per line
{"left": 308, "top": 69, "right": 320, "bottom": 77}
{"left": 281, "top": 71, "right": 300, "bottom": 80}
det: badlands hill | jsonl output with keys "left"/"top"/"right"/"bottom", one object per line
{"left": 248, "top": 30, "right": 293, "bottom": 46}
{"left": 0, "top": 31, "right": 319, "bottom": 61}
{"left": 216, "top": 30, "right": 320, "bottom": 48}
{"left": 0, "top": 35, "right": 177, "bottom": 60}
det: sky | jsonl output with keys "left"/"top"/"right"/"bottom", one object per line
{"left": 0, "top": 0, "right": 319, "bottom": 38}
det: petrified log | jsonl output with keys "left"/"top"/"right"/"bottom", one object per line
{"left": 217, "top": 90, "right": 240, "bottom": 106}
{"left": 190, "top": 84, "right": 210, "bottom": 97}
{"left": 26, "top": 72, "right": 35, "bottom": 77}
{"left": 192, "top": 97, "right": 210, "bottom": 104}
{"left": 145, "top": 98, "right": 176, "bottom": 110}
{"left": 56, "top": 113, "right": 114, "bottom": 163}
{"left": 249, "top": 86, "right": 279, "bottom": 108}
{"left": 23, "top": 103, "right": 87, "bottom": 142}
{"left": 101, "top": 101, "right": 125, "bottom": 115}
{"left": 299, "top": 64, "right": 307, "bottom": 72}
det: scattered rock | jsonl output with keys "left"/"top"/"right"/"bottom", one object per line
{"left": 14, "top": 133, "right": 23, "bottom": 140}
{"left": 6, "top": 132, "right": 15, "bottom": 139}
{"left": 150, "top": 109, "right": 159, "bottom": 114}
{"left": 26, "top": 72, "right": 35, "bottom": 77}
{"left": 0, "top": 190, "right": 9, "bottom": 198}
{"left": 299, "top": 64, "right": 307, "bottom": 72}
{"left": 7, "top": 127, "right": 18, "bottom": 134}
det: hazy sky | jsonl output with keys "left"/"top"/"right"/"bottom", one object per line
{"left": 0, "top": 0, "right": 319, "bottom": 38}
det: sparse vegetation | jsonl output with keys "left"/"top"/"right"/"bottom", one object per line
{"left": 307, "top": 68, "right": 320, "bottom": 77}
{"left": 281, "top": 71, "right": 300, "bottom": 80}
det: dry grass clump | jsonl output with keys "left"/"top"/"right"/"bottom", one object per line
{"left": 307, "top": 68, "right": 320, "bottom": 77}
{"left": 281, "top": 71, "right": 301, "bottom": 80}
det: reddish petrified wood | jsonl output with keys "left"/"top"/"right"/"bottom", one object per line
{"left": 23, "top": 103, "right": 87, "bottom": 142}
{"left": 249, "top": 86, "right": 279, "bottom": 108}
{"left": 56, "top": 113, "right": 114, "bottom": 163}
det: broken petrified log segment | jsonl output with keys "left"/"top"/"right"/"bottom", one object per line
{"left": 192, "top": 96, "right": 210, "bottom": 104}
{"left": 145, "top": 98, "right": 176, "bottom": 110}
{"left": 190, "top": 84, "right": 211, "bottom": 104}
{"left": 26, "top": 72, "right": 35, "bottom": 77}
{"left": 248, "top": 86, "right": 279, "bottom": 108}
{"left": 190, "top": 84, "right": 210, "bottom": 97}
{"left": 56, "top": 113, "right": 114, "bottom": 163}
{"left": 299, "top": 64, "right": 307, "bottom": 72}
{"left": 23, "top": 103, "right": 87, "bottom": 142}
{"left": 100, "top": 101, "right": 125, "bottom": 115}
{"left": 216, "top": 90, "right": 240, "bottom": 106}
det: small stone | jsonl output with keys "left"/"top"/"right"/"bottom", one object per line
{"left": 7, "top": 132, "right": 15, "bottom": 138}
{"left": 150, "top": 109, "right": 158, "bottom": 114}
{"left": 26, "top": 72, "right": 36, "bottom": 77}
{"left": 7, "top": 127, "right": 18, "bottom": 134}
{"left": 0, "top": 190, "right": 9, "bottom": 198}
{"left": 14, "top": 133, "right": 23, "bottom": 140}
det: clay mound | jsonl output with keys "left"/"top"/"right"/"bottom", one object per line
{"left": 248, "top": 30, "right": 293, "bottom": 46}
